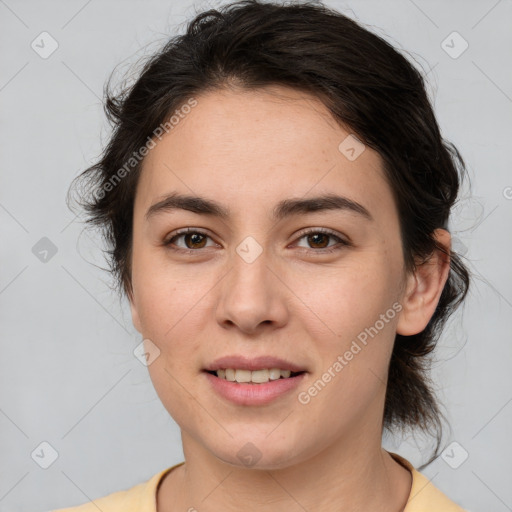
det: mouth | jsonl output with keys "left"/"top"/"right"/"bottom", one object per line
{"left": 203, "top": 368, "right": 307, "bottom": 406}
{"left": 204, "top": 368, "right": 306, "bottom": 384}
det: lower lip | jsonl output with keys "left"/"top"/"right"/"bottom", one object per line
{"left": 204, "top": 371, "right": 306, "bottom": 406}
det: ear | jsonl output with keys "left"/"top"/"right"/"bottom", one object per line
{"left": 396, "top": 229, "right": 451, "bottom": 336}
{"left": 127, "top": 287, "right": 142, "bottom": 334}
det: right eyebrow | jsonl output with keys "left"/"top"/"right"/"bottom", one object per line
{"left": 145, "top": 192, "right": 230, "bottom": 221}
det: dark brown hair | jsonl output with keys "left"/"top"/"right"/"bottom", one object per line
{"left": 71, "top": 0, "right": 470, "bottom": 463}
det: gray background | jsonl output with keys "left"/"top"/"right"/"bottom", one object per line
{"left": 1, "top": 0, "right": 511, "bottom": 511}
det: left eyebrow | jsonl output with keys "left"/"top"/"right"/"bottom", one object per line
{"left": 145, "top": 192, "right": 373, "bottom": 222}
{"left": 273, "top": 194, "right": 373, "bottom": 222}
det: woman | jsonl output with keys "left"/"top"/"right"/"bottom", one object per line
{"left": 55, "top": 0, "right": 470, "bottom": 510}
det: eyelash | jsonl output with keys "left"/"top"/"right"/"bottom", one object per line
{"left": 163, "top": 227, "right": 350, "bottom": 255}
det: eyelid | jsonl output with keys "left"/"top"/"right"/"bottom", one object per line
{"left": 163, "top": 227, "right": 350, "bottom": 254}
{"left": 163, "top": 227, "right": 219, "bottom": 250}
{"left": 292, "top": 227, "right": 350, "bottom": 245}
{"left": 290, "top": 227, "right": 351, "bottom": 254}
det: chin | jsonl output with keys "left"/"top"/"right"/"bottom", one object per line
{"left": 210, "top": 435, "right": 307, "bottom": 471}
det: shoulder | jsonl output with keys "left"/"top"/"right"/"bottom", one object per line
{"left": 51, "top": 464, "right": 183, "bottom": 512}
{"left": 389, "top": 452, "right": 466, "bottom": 512}
{"left": 406, "top": 469, "right": 466, "bottom": 511}
{"left": 51, "top": 480, "right": 148, "bottom": 512}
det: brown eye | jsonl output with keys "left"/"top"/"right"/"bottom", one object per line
{"left": 306, "top": 232, "right": 330, "bottom": 249}
{"left": 183, "top": 232, "right": 207, "bottom": 249}
{"left": 164, "top": 229, "right": 215, "bottom": 252}
{"left": 294, "top": 229, "right": 349, "bottom": 254}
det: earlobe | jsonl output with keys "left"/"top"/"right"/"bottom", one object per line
{"left": 128, "top": 292, "right": 142, "bottom": 334}
{"left": 396, "top": 229, "right": 451, "bottom": 336}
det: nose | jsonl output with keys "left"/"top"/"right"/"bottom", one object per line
{"left": 215, "top": 243, "right": 289, "bottom": 335}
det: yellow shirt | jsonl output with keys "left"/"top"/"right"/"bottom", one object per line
{"left": 52, "top": 452, "right": 466, "bottom": 511}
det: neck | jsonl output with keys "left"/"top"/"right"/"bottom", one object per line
{"left": 158, "top": 426, "right": 412, "bottom": 512}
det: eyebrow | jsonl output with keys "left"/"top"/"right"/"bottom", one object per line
{"left": 145, "top": 192, "right": 373, "bottom": 222}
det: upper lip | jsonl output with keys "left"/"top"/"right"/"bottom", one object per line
{"left": 204, "top": 355, "right": 307, "bottom": 373}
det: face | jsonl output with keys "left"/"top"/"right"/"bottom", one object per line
{"left": 129, "top": 86, "right": 411, "bottom": 469}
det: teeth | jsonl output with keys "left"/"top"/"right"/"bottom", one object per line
{"left": 213, "top": 368, "right": 299, "bottom": 383}
{"left": 235, "top": 369, "right": 252, "bottom": 383}
{"left": 252, "top": 369, "right": 270, "bottom": 383}
{"left": 269, "top": 368, "right": 281, "bottom": 380}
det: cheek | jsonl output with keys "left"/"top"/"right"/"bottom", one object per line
{"left": 131, "top": 242, "right": 215, "bottom": 339}
{"left": 290, "top": 256, "right": 401, "bottom": 407}
{"left": 290, "top": 255, "right": 401, "bottom": 346}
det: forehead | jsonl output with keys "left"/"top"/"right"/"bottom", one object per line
{"left": 135, "top": 86, "right": 395, "bottom": 223}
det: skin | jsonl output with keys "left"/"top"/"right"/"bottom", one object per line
{"left": 128, "top": 85, "right": 451, "bottom": 512}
